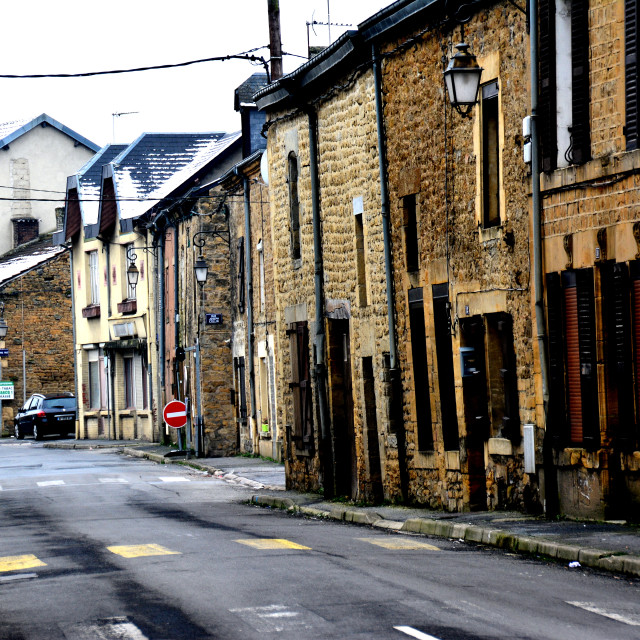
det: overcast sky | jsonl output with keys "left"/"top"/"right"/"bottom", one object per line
{"left": 0, "top": 1, "right": 395, "bottom": 148}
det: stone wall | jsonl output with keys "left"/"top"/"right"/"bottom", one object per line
{"left": 0, "top": 250, "right": 74, "bottom": 433}
{"left": 382, "top": 3, "right": 537, "bottom": 511}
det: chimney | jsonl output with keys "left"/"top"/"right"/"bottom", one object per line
{"left": 12, "top": 218, "right": 39, "bottom": 248}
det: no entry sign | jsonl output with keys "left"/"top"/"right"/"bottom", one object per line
{"left": 163, "top": 400, "right": 187, "bottom": 429}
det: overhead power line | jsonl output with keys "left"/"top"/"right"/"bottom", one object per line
{"left": 0, "top": 49, "right": 271, "bottom": 80}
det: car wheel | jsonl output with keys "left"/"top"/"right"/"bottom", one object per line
{"left": 14, "top": 424, "right": 23, "bottom": 440}
{"left": 33, "top": 424, "right": 42, "bottom": 441}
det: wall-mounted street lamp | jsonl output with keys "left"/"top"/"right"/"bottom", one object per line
{"left": 126, "top": 261, "right": 139, "bottom": 290}
{"left": 443, "top": 42, "right": 483, "bottom": 117}
{"left": 194, "top": 255, "right": 208, "bottom": 286}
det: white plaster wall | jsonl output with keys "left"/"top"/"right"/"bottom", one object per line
{"left": 0, "top": 125, "right": 96, "bottom": 255}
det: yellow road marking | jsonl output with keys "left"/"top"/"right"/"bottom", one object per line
{"left": 235, "top": 538, "right": 311, "bottom": 550}
{"left": 107, "top": 544, "right": 181, "bottom": 558}
{"left": 0, "top": 554, "right": 47, "bottom": 572}
{"left": 358, "top": 537, "right": 440, "bottom": 551}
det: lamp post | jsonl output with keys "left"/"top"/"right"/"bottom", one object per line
{"left": 443, "top": 42, "right": 483, "bottom": 117}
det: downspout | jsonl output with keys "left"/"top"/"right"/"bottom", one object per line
{"left": 157, "top": 234, "right": 166, "bottom": 439}
{"left": 373, "top": 44, "right": 408, "bottom": 500}
{"left": 242, "top": 172, "right": 258, "bottom": 449}
{"left": 529, "top": 0, "right": 558, "bottom": 517}
{"left": 307, "top": 107, "right": 333, "bottom": 496}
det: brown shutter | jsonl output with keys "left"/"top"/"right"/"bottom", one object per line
{"left": 547, "top": 272, "right": 567, "bottom": 445}
{"left": 563, "top": 272, "right": 583, "bottom": 444}
{"left": 237, "top": 237, "right": 245, "bottom": 314}
{"left": 631, "top": 262, "right": 640, "bottom": 448}
{"left": 569, "top": 0, "right": 591, "bottom": 165}
{"left": 497, "top": 314, "right": 520, "bottom": 443}
{"left": 297, "top": 322, "right": 314, "bottom": 445}
{"left": 539, "top": 0, "right": 557, "bottom": 172}
{"left": 576, "top": 269, "right": 600, "bottom": 448}
{"left": 625, "top": 0, "right": 640, "bottom": 150}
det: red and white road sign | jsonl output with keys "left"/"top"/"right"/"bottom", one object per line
{"left": 163, "top": 400, "right": 187, "bottom": 429}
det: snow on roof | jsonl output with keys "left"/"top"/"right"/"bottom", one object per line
{"left": 0, "top": 117, "right": 31, "bottom": 142}
{"left": 0, "top": 243, "right": 65, "bottom": 287}
{"left": 75, "top": 144, "right": 128, "bottom": 226}
{"left": 113, "top": 131, "right": 241, "bottom": 221}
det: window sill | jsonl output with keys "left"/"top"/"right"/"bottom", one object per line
{"left": 117, "top": 299, "right": 137, "bottom": 315}
{"left": 82, "top": 305, "right": 101, "bottom": 318}
{"left": 478, "top": 224, "right": 502, "bottom": 243}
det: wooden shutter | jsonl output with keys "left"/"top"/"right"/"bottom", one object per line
{"left": 576, "top": 269, "right": 599, "bottom": 448}
{"left": 631, "top": 262, "right": 640, "bottom": 448}
{"left": 539, "top": 0, "right": 557, "bottom": 172}
{"left": 570, "top": 0, "right": 591, "bottom": 164}
{"left": 563, "top": 272, "right": 583, "bottom": 443}
{"left": 625, "top": 0, "right": 640, "bottom": 150}
{"left": 546, "top": 272, "right": 567, "bottom": 445}
{"left": 497, "top": 315, "right": 520, "bottom": 443}
{"left": 237, "top": 237, "right": 245, "bottom": 314}
{"left": 288, "top": 322, "right": 313, "bottom": 449}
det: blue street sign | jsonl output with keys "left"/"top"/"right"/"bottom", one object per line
{"left": 0, "top": 349, "right": 8, "bottom": 357}
{"left": 205, "top": 313, "right": 222, "bottom": 325}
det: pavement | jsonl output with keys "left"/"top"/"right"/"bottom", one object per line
{"left": 36, "top": 438, "right": 640, "bottom": 580}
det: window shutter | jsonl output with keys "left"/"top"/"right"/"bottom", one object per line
{"left": 546, "top": 272, "right": 567, "bottom": 445}
{"left": 576, "top": 269, "right": 599, "bottom": 448}
{"left": 497, "top": 315, "right": 520, "bottom": 444}
{"left": 237, "top": 237, "right": 245, "bottom": 314}
{"left": 630, "top": 262, "right": 640, "bottom": 449}
{"left": 569, "top": 0, "right": 591, "bottom": 165}
{"left": 539, "top": 0, "right": 557, "bottom": 172}
{"left": 297, "top": 323, "right": 314, "bottom": 445}
{"left": 625, "top": 0, "right": 640, "bottom": 150}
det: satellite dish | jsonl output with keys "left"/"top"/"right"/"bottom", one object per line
{"left": 260, "top": 149, "right": 269, "bottom": 185}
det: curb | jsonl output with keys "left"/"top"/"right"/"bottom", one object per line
{"left": 250, "top": 495, "right": 640, "bottom": 579}
{"left": 43, "top": 442, "right": 141, "bottom": 450}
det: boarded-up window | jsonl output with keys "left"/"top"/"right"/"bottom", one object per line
{"left": 287, "top": 152, "right": 301, "bottom": 260}
{"left": 481, "top": 81, "right": 501, "bottom": 227}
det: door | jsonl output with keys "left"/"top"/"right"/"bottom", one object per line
{"left": 328, "top": 319, "right": 356, "bottom": 499}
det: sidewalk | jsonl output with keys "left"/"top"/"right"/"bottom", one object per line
{"left": 44, "top": 439, "right": 640, "bottom": 579}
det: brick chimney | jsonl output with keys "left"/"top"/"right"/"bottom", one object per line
{"left": 12, "top": 218, "right": 39, "bottom": 247}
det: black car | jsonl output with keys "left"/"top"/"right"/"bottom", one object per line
{"left": 14, "top": 393, "right": 77, "bottom": 440}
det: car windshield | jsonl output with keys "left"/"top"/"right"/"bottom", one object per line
{"left": 43, "top": 398, "right": 75, "bottom": 410}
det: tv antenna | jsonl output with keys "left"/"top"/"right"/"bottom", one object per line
{"left": 112, "top": 111, "right": 139, "bottom": 143}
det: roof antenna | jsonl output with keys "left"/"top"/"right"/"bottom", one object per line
{"left": 112, "top": 111, "right": 139, "bottom": 143}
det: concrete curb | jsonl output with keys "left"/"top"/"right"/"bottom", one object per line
{"left": 43, "top": 442, "right": 141, "bottom": 450}
{"left": 249, "top": 495, "right": 640, "bottom": 579}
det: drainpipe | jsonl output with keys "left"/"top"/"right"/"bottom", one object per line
{"left": 242, "top": 173, "right": 257, "bottom": 449}
{"left": 529, "top": 0, "right": 558, "bottom": 517}
{"left": 373, "top": 44, "right": 408, "bottom": 500}
{"left": 157, "top": 234, "right": 166, "bottom": 439}
{"left": 307, "top": 107, "right": 333, "bottom": 496}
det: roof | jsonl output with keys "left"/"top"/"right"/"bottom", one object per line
{"left": 234, "top": 73, "right": 269, "bottom": 111}
{"left": 0, "top": 234, "right": 67, "bottom": 288}
{"left": 254, "top": 0, "right": 442, "bottom": 111}
{"left": 76, "top": 144, "right": 129, "bottom": 226}
{"left": 0, "top": 113, "right": 100, "bottom": 152}
{"left": 110, "top": 131, "right": 241, "bottom": 223}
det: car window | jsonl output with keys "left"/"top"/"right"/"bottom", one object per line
{"left": 43, "top": 398, "right": 76, "bottom": 410}
{"left": 27, "top": 397, "right": 40, "bottom": 410}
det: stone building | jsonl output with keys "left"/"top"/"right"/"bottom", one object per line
{"left": 0, "top": 235, "right": 75, "bottom": 435}
{"left": 538, "top": 0, "right": 640, "bottom": 520}
{"left": 256, "top": 0, "right": 540, "bottom": 509}
{"left": 377, "top": 2, "right": 535, "bottom": 512}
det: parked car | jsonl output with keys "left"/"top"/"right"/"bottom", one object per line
{"left": 14, "top": 393, "right": 77, "bottom": 440}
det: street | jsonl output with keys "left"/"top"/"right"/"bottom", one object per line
{"left": 0, "top": 442, "right": 638, "bottom": 640}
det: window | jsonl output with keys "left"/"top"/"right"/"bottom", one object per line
{"left": 539, "top": 0, "right": 590, "bottom": 169}
{"left": 88, "top": 349, "right": 100, "bottom": 410}
{"left": 402, "top": 194, "right": 419, "bottom": 271}
{"left": 408, "top": 288, "right": 433, "bottom": 451}
{"left": 432, "top": 283, "right": 459, "bottom": 450}
{"left": 626, "top": 0, "right": 640, "bottom": 150}
{"left": 289, "top": 321, "right": 313, "bottom": 450}
{"left": 124, "top": 356, "right": 135, "bottom": 409}
{"left": 481, "top": 81, "right": 500, "bottom": 228}
{"left": 287, "top": 152, "right": 301, "bottom": 260}
{"left": 546, "top": 269, "right": 600, "bottom": 448}
{"left": 257, "top": 239, "right": 265, "bottom": 313}
{"left": 354, "top": 212, "right": 368, "bottom": 306}
{"left": 237, "top": 237, "right": 245, "bottom": 314}
{"left": 88, "top": 250, "right": 100, "bottom": 306}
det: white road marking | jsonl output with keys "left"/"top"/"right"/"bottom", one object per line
{"left": 99, "top": 478, "right": 129, "bottom": 483}
{"left": 60, "top": 617, "right": 149, "bottom": 639}
{"left": 567, "top": 602, "right": 640, "bottom": 627}
{"left": 0, "top": 573, "right": 38, "bottom": 582}
{"left": 37, "top": 480, "right": 65, "bottom": 487}
{"left": 230, "top": 604, "right": 324, "bottom": 633}
{"left": 394, "top": 626, "right": 443, "bottom": 640}
{"left": 157, "top": 477, "right": 190, "bottom": 483}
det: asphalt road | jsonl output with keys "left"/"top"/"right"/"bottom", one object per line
{"left": 0, "top": 442, "right": 638, "bottom": 640}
